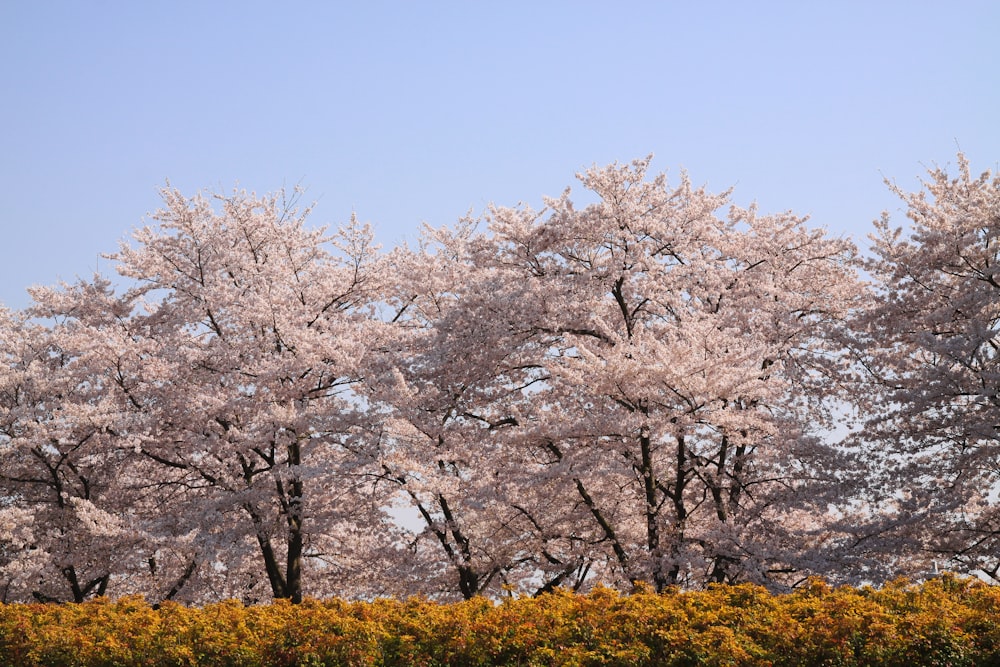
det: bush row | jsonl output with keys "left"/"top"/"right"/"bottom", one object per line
{"left": 1, "top": 576, "right": 999, "bottom": 666}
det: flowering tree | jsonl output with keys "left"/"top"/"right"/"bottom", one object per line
{"left": 2, "top": 187, "right": 394, "bottom": 605}
{"left": 493, "top": 158, "right": 855, "bottom": 589}
{"left": 368, "top": 228, "right": 596, "bottom": 599}
{"left": 0, "top": 294, "right": 180, "bottom": 603}
{"left": 1, "top": 188, "right": 402, "bottom": 604}
{"left": 858, "top": 154, "right": 1000, "bottom": 580}
{"left": 378, "top": 157, "right": 862, "bottom": 593}
{"left": 109, "top": 187, "right": 398, "bottom": 602}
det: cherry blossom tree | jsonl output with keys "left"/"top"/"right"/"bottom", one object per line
{"left": 108, "top": 186, "right": 399, "bottom": 603}
{"left": 2, "top": 187, "right": 397, "bottom": 604}
{"left": 368, "top": 229, "right": 596, "bottom": 599}
{"left": 378, "top": 157, "right": 863, "bottom": 593}
{"left": 857, "top": 154, "right": 1000, "bottom": 580}
{"left": 507, "top": 159, "right": 851, "bottom": 589}
{"left": 0, "top": 295, "right": 181, "bottom": 603}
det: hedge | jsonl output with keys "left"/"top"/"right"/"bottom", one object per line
{"left": 1, "top": 575, "right": 999, "bottom": 666}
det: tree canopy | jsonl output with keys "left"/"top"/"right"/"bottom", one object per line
{"left": 2, "top": 154, "right": 997, "bottom": 603}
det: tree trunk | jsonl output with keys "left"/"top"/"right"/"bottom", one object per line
{"left": 285, "top": 438, "right": 304, "bottom": 604}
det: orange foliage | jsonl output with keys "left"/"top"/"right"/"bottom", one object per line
{"left": 0, "top": 575, "right": 998, "bottom": 666}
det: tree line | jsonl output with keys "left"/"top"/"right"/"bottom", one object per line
{"left": 1, "top": 154, "right": 997, "bottom": 604}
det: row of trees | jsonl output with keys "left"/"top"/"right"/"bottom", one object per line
{"left": 1, "top": 155, "right": 997, "bottom": 604}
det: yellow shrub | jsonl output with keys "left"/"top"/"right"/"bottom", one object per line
{"left": 1, "top": 576, "right": 998, "bottom": 666}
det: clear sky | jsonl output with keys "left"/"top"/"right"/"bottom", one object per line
{"left": 1, "top": 1, "right": 997, "bottom": 309}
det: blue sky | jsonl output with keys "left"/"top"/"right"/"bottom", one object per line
{"left": 1, "top": 1, "right": 997, "bottom": 309}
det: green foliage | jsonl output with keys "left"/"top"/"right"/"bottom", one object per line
{"left": 0, "top": 576, "right": 997, "bottom": 666}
